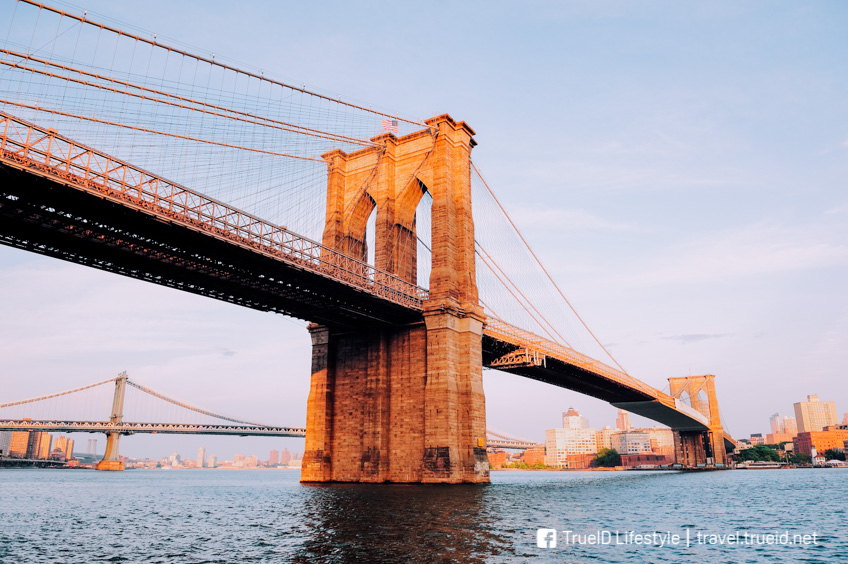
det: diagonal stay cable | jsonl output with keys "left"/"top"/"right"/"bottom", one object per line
{"left": 472, "top": 162, "right": 630, "bottom": 376}
{"left": 0, "top": 99, "right": 324, "bottom": 161}
{"left": 18, "top": 0, "right": 425, "bottom": 127}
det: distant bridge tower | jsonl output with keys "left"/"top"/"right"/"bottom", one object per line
{"left": 668, "top": 375, "right": 726, "bottom": 466}
{"left": 302, "top": 114, "right": 488, "bottom": 483}
{"left": 95, "top": 372, "right": 127, "bottom": 471}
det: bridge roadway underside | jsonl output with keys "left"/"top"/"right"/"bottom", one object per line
{"left": 482, "top": 336, "right": 710, "bottom": 432}
{"left": 0, "top": 163, "right": 421, "bottom": 329}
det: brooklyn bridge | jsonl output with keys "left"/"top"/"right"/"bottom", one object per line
{"left": 0, "top": 0, "right": 734, "bottom": 481}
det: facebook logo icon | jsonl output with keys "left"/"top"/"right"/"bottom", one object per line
{"left": 537, "top": 528, "right": 557, "bottom": 549}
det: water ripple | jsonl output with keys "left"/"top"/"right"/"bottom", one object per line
{"left": 0, "top": 468, "right": 845, "bottom": 562}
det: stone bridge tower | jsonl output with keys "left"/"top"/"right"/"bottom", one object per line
{"left": 301, "top": 115, "right": 489, "bottom": 483}
{"left": 668, "top": 375, "right": 726, "bottom": 466}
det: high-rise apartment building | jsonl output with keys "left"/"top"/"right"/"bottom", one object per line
{"left": 207, "top": 455, "right": 217, "bottom": 468}
{"left": 8, "top": 431, "right": 29, "bottom": 458}
{"left": 783, "top": 417, "right": 798, "bottom": 436}
{"left": 197, "top": 446, "right": 207, "bottom": 468}
{"left": 767, "top": 413, "right": 798, "bottom": 443}
{"left": 768, "top": 413, "right": 798, "bottom": 436}
{"left": 269, "top": 449, "right": 279, "bottom": 466}
{"left": 280, "top": 448, "right": 291, "bottom": 465}
{"left": 769, "top": 413, "right": 783, "bottom": 434}
{"left": 596, "top": 426, "right": 614, "bottom": 451}
{"left": 616, "top": 409, "right": 632, "bottom": 431}
{"left": 26, "top": 432, "right": 52, "bottom": 459}
{"left": 53, "top": 436, "right": 75, "bottom": 460}
{"left": 562, "top": 407, "right": 589, "bottom": 430}
{"left": 794, "top": 395, "right": 838, "bottom": 433}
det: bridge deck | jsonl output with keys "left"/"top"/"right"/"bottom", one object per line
{"left": 0, "top": 112, "right": 423, "bottom": 329}
{"left": 0, "top": 420, "right": 306, "bottom": 437}
{"left": 482, "top": 319, "right": 711, "bottom": 432}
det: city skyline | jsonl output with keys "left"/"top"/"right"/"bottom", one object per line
{"left": 1, "top": 1, "right": 846, "bottom": 458}
{"left": 2, "top": 386, "right": 841, "bottom": 462}
{"left": 3, "top": 388, "right": 843, "bottom": 461}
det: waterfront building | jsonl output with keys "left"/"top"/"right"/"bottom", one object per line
{"left": 734, "top": 439, "right": 752, "bottom": 454}
{"left": 26, "top": 432, "right": 52, "bottom": 459}
{"left": 245, "top": 455, "right": 259, "bottom": 467}
{"left": 641, "top": 426, "right": 674, "bottom": 448}
{"left": 640, "top": 426, "right": 675, "bottom": 457}
{"left": 0, "top": 431, "right": 11, "bottom": 456}
{"left": 749, "top": 434, "right": 765, "bottom": 446}
{"left": 8, "top": 430, "right": 29, "bottom": 458}
{"left": 595, "top": 426, "right": 614, "bottom": 451}
{"left": 793, "top": 425, "right": 848, "bottom": 457}
{"left": 269, "top": 449, "right": 279, "bottom": 466}
{"left": 621, "top": 453, "right": 672, "bottom": 468}
{"left": 545, "top": 427, "right": 598, "bottom": 467}
{"left": 794, "top": 395, "right": 838, "bottom": 433}
{"left": 522, "top": 447, "right": 546, "bottom": 465}
{"left": 487, "top": 449, "right": 508, "bottom": 468}
{"left": 566, "top": 453, "right": 595, "bottom": 469}
{"left": 287, "top": 457, "right": 303, "bottom": 468}
{"left": 611, "top": 430, "right": 652, "bottom": 454}
{"left": 767, "top": 432, "right": 795, "bottom": 444}
{"left": 280, "top": 448, "right": 291, "bottom": 465}
{"left": 616, "top": 409, "right": 632, "bottom": 431}
{"left": 53, "top": 436, "right": 74, "bottom": 460}
{"left": 197, "top": 446, "right": 207, "bottom": 468}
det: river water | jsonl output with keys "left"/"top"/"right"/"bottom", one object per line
{"left": 0, "top": 468, "right": 844, "bottom": 562}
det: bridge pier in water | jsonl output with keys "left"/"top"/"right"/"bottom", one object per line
{"left": 302, "top": 115, "right": 489, "bottom": 483}
{"left": 96, "top": 372, "right": 127, "bottom": 471}
{"left": 669, "top": 375, "right": 727, "bottom": 466}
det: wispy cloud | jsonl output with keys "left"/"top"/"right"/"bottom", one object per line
{"left": 662, "top": 333, "right": 728, "bottom": 344}
{"left": 624, "top": 221, "right": 848, "bottom": 286}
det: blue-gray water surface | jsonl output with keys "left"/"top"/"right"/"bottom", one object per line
{"left": 0, "top": 468, "right": 845, "bottom": 563}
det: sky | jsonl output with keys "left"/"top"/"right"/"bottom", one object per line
{"left": 1, "top": 0, "right": 846, "bottom": 460}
